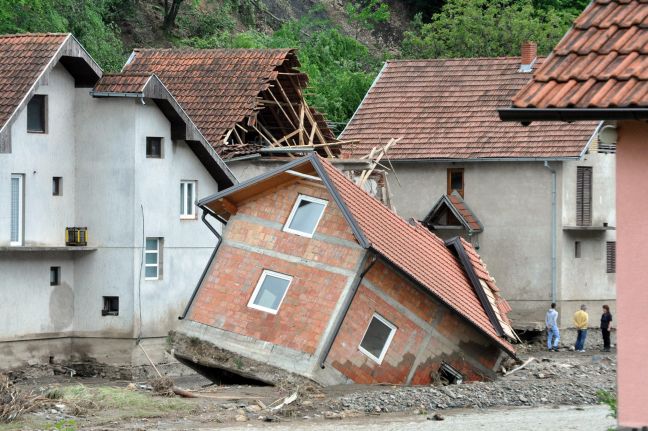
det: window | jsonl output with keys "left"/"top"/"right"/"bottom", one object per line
{"left": 52, "top": 177, "right": 62, "bottom": 196}
{"left": 283, "top": 195, "right": 328, "bottom": 237}
{"left": 50, "top": 267, "right": 60, "bottom": 286}
{"left": 180, "top": 181, "right": 197, "bottom": 218}
{"left": 359, "top": 313, "right": 397, "bottom": 364}
{"left": 575, "top": 241, "right": 581, "bottom": 258}
{"left": 576, "top": 166, "right": 592, "bottom": 226}
{"left": 146, "top": 137, "right": 163, "bottom": 158}
{"left": 606, "top": 241, "right": 616, "bottom": 274}
{"left": 145, "top": 237, "right": 163, "bottom": 280}
{"left": 102, "top": 296, "right": 119, "bottom": 316}
{"left": 10, "top": 174, "right": 24, "bottom": 246}
{"left": 447, "top": 168, "right": 464, "bottom": 197}
{"left": 247, "top": 270, "right": 292, "bottom": 314}
{"left": 27, "top": 94, "right": 46, "bottom": 133}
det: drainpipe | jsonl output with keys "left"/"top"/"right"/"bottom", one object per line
{"left": 179, "top": 206, "right": 224, "bottom": 320}
{"left": 543, "top": 161, "right": 557, "bottom": 303}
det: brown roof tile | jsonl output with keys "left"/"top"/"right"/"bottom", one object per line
{"left": 93, "top": 72, "right": 152, "bottom": 94}
{"left": 0, "top": 33, "right": 69, "bottom": 130}
{"left": 423, "top": 191, "right": 483, "bottom": 234}
{"left": 340, "top": 58, "right": 596, "bottom": 159}
{"left": 512, "top": 0, "right": 648, "bottom": 109}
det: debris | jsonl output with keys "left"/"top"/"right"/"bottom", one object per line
{"left": 270, "top": 391, "right": 298, "bottom": 412}
{"left": 0, "top": 374, "right": 48, "bottom": 423}
{"left": 504, "top": 357, "right": 536, "bottom": 376}
{"left": 149, "top": 377, "right": 175, "bottom": 397}
{"left": 427, "top": 413, "right": 445, "bottom": 421}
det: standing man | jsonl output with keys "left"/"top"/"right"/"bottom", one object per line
{"left": 573, "top": 304, "right": 589, "bottom": 352}
{"left": 546, "top": 303, "right": 560, "bottom": 352}
{"left": 601, "top": 305, "right": 613, "bottom": 352}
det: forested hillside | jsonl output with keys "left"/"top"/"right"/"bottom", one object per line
{"left": 0, "top": 0, "right": 589, "bottom": 131}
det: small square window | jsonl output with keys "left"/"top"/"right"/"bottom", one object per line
{"left": 27, "top": 95, "right": 46, "bottom": 133}
{"left": 359, "top": 313, "right": 397, "bottom": 364}
{"left": 50, "top": 266, "right": 60, "bottom": 286}
{"left": 52, "top": 177, "right": 62, "bottom": 196}
{"left": 102, "top": 296, "right": 119, "bottom": 316}
{"left": 283, "top": 195, "right": 328, "bottom": 238}
{"left": 180, "top": 180, "right": 197, "bottom": 218}
{"left": 247, "top": 270, "right": 292, "bottom": 314}
{"left": 145, "top": 237, "right": 163, "bottom": 280}
{"left": 575, "top": 241, "right": 581, "bottom": 258}
{"left": 146, "top": 137, "right": 163, "bottom": 158}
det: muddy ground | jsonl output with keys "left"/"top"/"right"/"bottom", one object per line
{"left": 0, "top": 345, "right": 616, "bottom": 430}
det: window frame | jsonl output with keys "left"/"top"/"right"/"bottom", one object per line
{"left": 10, "top": 174, "right": 24, "bottom": 246}
{"left": 447, "top": 168, "right": 465, "bottom": 197}
{"left": 144, "top": 237, "right": 162, "bottom": 280}
{"left": 283, "top": 194, "right": 328, "bottom": 238}
{"left": 27, "top": 94, "right": 47, "bottom": 133}
{"left": 50, "top": 266, "right": 60, "bottom": 286}
{"left": 146, "top": 137, "right": 163, "bottom": 159}
{"left": 180, "top": 180, "right": 197, "bottom": 219}
{"left": 247, "top": 270, "right": 293, "bottom": 315}
{"left": 358, "top": 313, "right": 397, "bottom": 364}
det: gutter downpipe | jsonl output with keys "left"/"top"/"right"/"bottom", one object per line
{"left": 544, "top": 161, "right": 557, "bottom": 303}
{"left": 318, "top": 252, "right": 377, "bottom": 369}
{"left": 179, "top": 206, "right": 225, "bottom": 320}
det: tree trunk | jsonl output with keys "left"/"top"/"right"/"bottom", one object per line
{"left": 163, "top": 0, "right": 184, "bottom": 30}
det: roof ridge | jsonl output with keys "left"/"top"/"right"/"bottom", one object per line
{"left": 386, "top": 56, "right": 547, "bottom": 63}
{"left": 132, "top": 47, "right": 295, "bottom": 54}
{"left": 0, "top": 32, "right": 70, "bottom": 38}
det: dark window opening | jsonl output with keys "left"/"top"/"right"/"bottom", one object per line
{"left": 575, "top": 241, "right": 581, "bottom": 258}
{"left": 439, "top": 363, "right": 464, "bottom": 385}
{"left": 102, "top": 296, "right": 119, "bottom": 316}
{"left": 359, "top": 314, "right": 396, "bottom": 363}
{"left": 606, "top": 241, "right": 616, "bottom": 274}
{"left": 50, "top": 266, "right": 60, "bottom": 286}
{"left": 146, "top": 137, "right": 163, "bottom": 158}
{"left": 576, "top": 166, "right": 592, "bottom": 226}
{"left": 52, "top": 177, "right": 62, "bottom": 196}
{"left": 447, "top": 168, "right": 464, "bottom": 197}
{"left": 27, "top": 95, "right": 46, "bottom": 133}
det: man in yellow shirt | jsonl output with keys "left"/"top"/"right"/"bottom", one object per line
{"left": 573, "top": 304, "right": 589, "bottom": 352}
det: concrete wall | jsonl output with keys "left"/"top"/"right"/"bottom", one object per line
{"left": 327, "top": 260, "right": 505, "bottom": 384}
{"left": 615, "top": 120, "right": 648, "bottom": 427}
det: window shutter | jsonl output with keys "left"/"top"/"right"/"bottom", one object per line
{"left": 606, "top": 241, "right": 616, "bottom": 274}
{"left": 576, "top": 167, "right": 592, "bottom": 226}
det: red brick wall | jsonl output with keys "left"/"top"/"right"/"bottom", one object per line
{"left": 327, "top": 260, "right": 503, "bottom": 384}
{"left": 189, "top": 180, "right": 364, "bottom": 355}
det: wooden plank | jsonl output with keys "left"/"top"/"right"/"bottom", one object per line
{"left": 267, "top": 88, "right": 296, "bottom": 128}
{"left": 299, "top": 103, "right": 305, "bottom": 146}
{"left": 221, "top": 198, "right": 238, "bottom": 215}
{"left": 275, "top": 79, "right": 300, "bottom": 122}
{"left": 251, "top": 124, "right": 276, "bottom": 147}
{"left": 303, "top": 106, "right": 333, "bottom": 156}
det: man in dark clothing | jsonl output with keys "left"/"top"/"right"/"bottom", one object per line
{"left": 601, "top": 305, "right": 613, "bottom": 352}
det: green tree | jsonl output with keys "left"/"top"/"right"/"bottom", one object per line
{"left": 401, "top": 0, "right": 570, "bottom": 58}
{"left": 345, "top": 0, "right": 390, "bottom": 39}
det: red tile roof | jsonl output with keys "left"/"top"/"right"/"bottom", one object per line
{"left": 0, "top": 33, "right": 69, "bottom": 130}
{"left": 340, "top": 58, "right": 596, "bottom": 159}
{"left": 93, "top": 72, "right": 152, "bottom": 94}
{"left": 424, "top": 191, "right": 483, "bottom": 234}
{"left": 123, "top": 48, "right": 335, "bottom": 157}
{"left": 512, "top": 0, "right": 648, "bottom": 109}
{"left": 317, "top": 157, "right": 515, "bottom": 353}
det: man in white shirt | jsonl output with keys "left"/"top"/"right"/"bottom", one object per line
{"left": 546, "top": 302, "right": 560, "bottom": 352}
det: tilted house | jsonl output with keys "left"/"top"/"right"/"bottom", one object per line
{"left": 0, "top": 34, "right": 235, "bottom": 371}
{"left": 178, "top": 154, "right": 516, "bottom": 385}
{"left": 340, "top": 46, "right": 616, "bottom": 327}
{"left": 499, "top": 1, "right": 648, "bottom": 426}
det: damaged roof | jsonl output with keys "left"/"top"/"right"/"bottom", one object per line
{"left": 423, "top": 191, "right": 484, "bottom": 234}
{"left": 340, "top": 58, "right": 596, "bottom": 159}
{"left": 122, "top": 48, "right": 335, "bottom": 158}
{"left": 501, "top": 0, "right": 648, "bottom": 121}
{"left": 198, "top": 154, "right": 515, "bottom": 354}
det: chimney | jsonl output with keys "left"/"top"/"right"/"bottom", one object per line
{"left": 519, "top": 41, "right": 537, "bottom": 73}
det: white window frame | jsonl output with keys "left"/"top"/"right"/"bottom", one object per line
{"left": 283, "top": 194, "right": 328, "bottom": 238}
{"left": 180, "top": 180, "right": 197, "bottom": 219}
{"left": 145, "top": 237, "right": 162, "bottom": 280}
{"left": 10, "top": 174, "right": 24, "bottom": 246}
{"left": 247, "top": 270, "right": 293, "bottom": 315}
{"left": 358, "top": 313, "right": 397, "bottom": 364}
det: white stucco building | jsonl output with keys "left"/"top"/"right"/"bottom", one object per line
{"left": 0, "top": 34, "right": 235, "bottom": 369}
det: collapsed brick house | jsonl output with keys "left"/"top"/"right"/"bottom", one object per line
{"left": 177, "top": 153, "right": 517, "bottom": 385}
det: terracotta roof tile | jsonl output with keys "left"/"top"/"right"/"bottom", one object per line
{"left": 93, "top": 72, "right": 152, "bottom": 94}
{"left": 341, "top": 58, "right": 595, "bottom": 159}
{"left": 512, "top": 0, "right": 648, "bottom": 109}
{"left": 0, "top": 33, "right": 69, "bottom": 130}
{"left": 423, "top": 192, "right": 483, "bottom": 233}
{"left": 317, "top": 157, "right": 515, "bottom": 353}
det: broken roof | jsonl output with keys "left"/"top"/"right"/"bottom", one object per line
{"left": 122, "top": 48, "right": 336, "bottom": 158}
{"left": 500, "top": 0, "right": 648, "bottom": 122}
{"left": 91, "top": 72, "right": 236, "bottom": 187}
{"left": 0, "top": 33, "right": 102, "bottom": 152}
{"left": 340, "top": 58, "right": 596, "bottom": 160}
{"left": 198, "top": 154, "right": 515, "bottom": 355}
{"left": 423, "top": 191, "right": 483, "bottom": 234}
